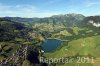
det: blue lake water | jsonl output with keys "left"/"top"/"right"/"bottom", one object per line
{"left": 41, "top": 39, "right": 63, "bottom": 52}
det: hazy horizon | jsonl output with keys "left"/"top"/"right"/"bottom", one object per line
{"left": 1, "top": 13, "right": 100, "bottom": 18}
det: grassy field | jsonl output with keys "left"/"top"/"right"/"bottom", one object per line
{"left": 44, "top": 35, "right": 100, "bottom": 66}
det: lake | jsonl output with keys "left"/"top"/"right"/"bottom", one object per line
{"left": 41, "top": 39, "right": 63, "bottom": 52}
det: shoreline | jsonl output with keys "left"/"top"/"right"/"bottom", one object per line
{"left": 47, "top": 38, "right": 68, "bottom": 42}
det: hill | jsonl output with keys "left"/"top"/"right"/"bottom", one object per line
{"left": 0, "top": 18, "right": 32, "bottom": 42}
{"left": 80, "top": 16, "right": 100, "bottom": 34}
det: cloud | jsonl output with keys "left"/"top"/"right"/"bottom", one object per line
{"left": 0, "top": 3, "right": 61, "bottom": 18}
{"left": 44, "top": 0, "right": 62, "bottom": 5}
{"left": 85, "top": 0, "right": 100, "bottom": 7}
{"left": 86, "top": 2, "right": 100, "bottom": 7}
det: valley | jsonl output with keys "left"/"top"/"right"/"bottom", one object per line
{"left": 0, "top": 14, "right": 100, "bottom": 66}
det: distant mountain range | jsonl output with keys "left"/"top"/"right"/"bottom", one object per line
{"left": 2, "top": 14, "right": 84, "bottom": 27}
{"left": 3, "top": 17, "right": 40, "bottom": 23}
{"left": 1, "top": 13, "right": 100, "bottom": 28}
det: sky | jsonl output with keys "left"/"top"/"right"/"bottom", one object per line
{"left": 0, "top": 0, "right": 100, "bottom": 17}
